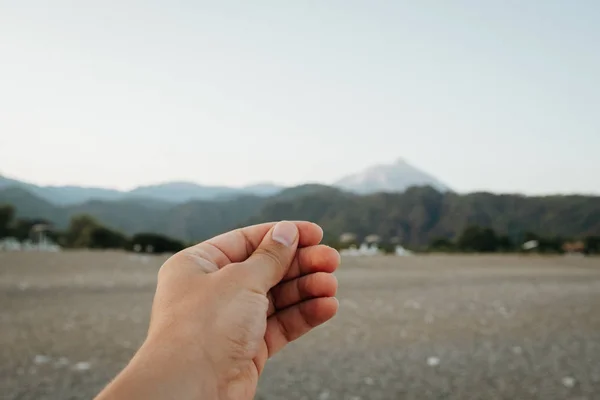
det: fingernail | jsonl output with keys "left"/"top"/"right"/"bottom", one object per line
{"left": 272, "top": 221, "right": 298, "bottom": 247}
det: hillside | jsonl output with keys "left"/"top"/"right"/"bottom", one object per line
{"left": 254, "top": 187, "right": 600, "bottom": 246}
{"left": 2, "top": 185, "right": 599, "bottom": 246}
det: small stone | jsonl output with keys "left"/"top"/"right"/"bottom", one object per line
{"left": 364, "top": 377, "right": 375, "bottom": 385}
{"left": 33, "top": 355, "right": 50, "bottom": 365}
{"left": 562, "top": 376, "right": 576, "bottom": 388}
{"left": 73, "top": 362, "right": 91, "bottom": 371}
{"left": 427, "top": 356, "right": 440, "bottom": 367}
{"left": 512, "top": 346, "right": 523, "bottom": 355}
{"left": 318, "top": 390, "right": 330, "bottom": 400}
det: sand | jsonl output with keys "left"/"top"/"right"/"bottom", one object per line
{"left": 1, "top": 251, "right": 600, "bottom": 399}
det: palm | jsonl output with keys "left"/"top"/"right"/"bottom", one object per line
{"left": 181, "top": 222, "right": 339, "bottom": 384}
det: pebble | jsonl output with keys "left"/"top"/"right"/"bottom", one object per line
{"left": 73, "top": 362, "right": 91, "bottom": 371}
{"left": 427, "top": 357, "right": 440, "bottom": 367}
{"left": 33, "top": 355, "right": 50, "bottom": 365}
{"left": 562, "top": 376, "right": 576, "bottom": 388}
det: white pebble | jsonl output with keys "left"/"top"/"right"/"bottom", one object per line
{"left": 33, "top": 355, "right": 50, "bottom": 365}
{"left": 427, "top": 356, "right": 440, "bottom": 367}
{"left": 364, "top": 377, "right": 374, "bottom": 385}
{"left": 318, "top": 390, "right": 330, "bottom": 400}
{"left": 73, "top": 362, "right": 91, "bottom": 371}
{"left": 562, "top": 376, "right": 576, "bottom": 388}
{"left": 512, "top": 346, "right": 523, "bottom": 355}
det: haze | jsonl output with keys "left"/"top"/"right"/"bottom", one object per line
{"left": 1, "top": 1, "right": 599, "bottom": 194}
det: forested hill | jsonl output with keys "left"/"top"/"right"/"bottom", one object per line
{"left": 1, "top": 185, "right": 599, "bottom": 247}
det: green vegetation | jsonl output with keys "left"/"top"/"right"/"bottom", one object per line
{"left": 427, "top": 225, "right": 594, "bottom": 254}
{"left": 1, "top": 184, "right": 600, "bottom": 254}
{"left": 0, "top": 204, "right": 184, "bottom": 254}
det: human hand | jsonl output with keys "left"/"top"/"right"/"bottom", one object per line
{"left": 95, "top": 221, "right": 340, "bottom": 400}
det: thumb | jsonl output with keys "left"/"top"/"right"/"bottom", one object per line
{"left": 237, "top": 221, "right": 299, "bottom": 293}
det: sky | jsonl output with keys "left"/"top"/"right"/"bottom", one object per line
{"left": 1, "top": 1, "right": 599, "bottom": 194}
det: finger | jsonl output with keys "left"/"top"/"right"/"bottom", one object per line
{"left": 266, "top": 246, "right": 339, "bottom": 316}
{"left": 267, "top": 272, "right": 338, "bottom": 316}
{"left": 173, "top": 242, "right": 339, "bottom": 282}
{"left": 201, "top": 221, "right": 322, "bottom": 267}
{"left": 233, "top": 221, "right": 299, "bottom": 293}
{"left": 284, "top": 245, "right": 340, "bottom": 282}
{"left": 265, "top": 297, "right": 339, "bottom": 357}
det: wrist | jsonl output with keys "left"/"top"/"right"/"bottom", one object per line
{"left": 96, "top": 335, "right": 219, "bottom": 400}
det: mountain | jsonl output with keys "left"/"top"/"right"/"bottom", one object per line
{"left": 0, "top": 186, "right": 267, "bottom": 241}
{"left": 128, "top": 182, "right": 239, "bottom": 203}
{"left": 2, "top": 185, "right": 599, "bottom": 247}
{"left": 0, "top": 175, "right": 123, "bottom": 205}
{"left": 0, "top": 174, "right": 284, "bottom": 206}
{"left": 251, "top": 187, "right": 600, "bottom": 247}
{"left": 334, "top": 158, "right": 449, "bottom": 194}
{"left": 0, "top": 158, "right": 448, "bottom": 205}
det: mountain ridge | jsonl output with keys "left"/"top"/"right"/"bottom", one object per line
{"left": 2, "top": 184, "right": 598, "bottom": 247}
{"left": 0, "top": 158, "right": 448, "bottom": 205}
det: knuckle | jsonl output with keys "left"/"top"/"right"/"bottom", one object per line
{"left": 254, "top": 246, "right": 284, "bottom": 269}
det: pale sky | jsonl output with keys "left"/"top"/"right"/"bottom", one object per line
{"left": 1, "top": 1, "right": 599, "bottom": 194}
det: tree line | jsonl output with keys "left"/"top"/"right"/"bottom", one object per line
{"left": 427, "top": 225, "right": 600, "bottom": 254}
{"left": 0, "top": 205, "right": 186, "bottom": 254}
{"left": 2, "top": 202, "right": 600, "bottom": 255}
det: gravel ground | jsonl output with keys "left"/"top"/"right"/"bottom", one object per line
{"left": 1, "top": 251, "right": 600, "bottom": 399}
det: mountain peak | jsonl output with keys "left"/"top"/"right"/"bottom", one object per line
{"left": 334, "top": 158, "right": 449, "bottom": 194}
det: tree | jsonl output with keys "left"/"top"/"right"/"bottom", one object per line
{"left": 378, "top": 241, "right": 397, "bottom": 254}
{"left": 585, "top": 236, "right": 600, "bottom": 254}
{"left": 429, "top": 237, "right": 455, "bottom": 252}
{"left": 496, "top": 235, "right": 514, "bottom": 252}
{"left": 0, "top": 204, "right": 15, "bottom": 238}
{"left": 10, "top": 218, "right": 53, "bottom": 242}
{"left": 89, "top": 227, "right": 128, "bottom": 249}
{"left": 129, "top": 233, "right": 185, "bottom": 254}
{"left": 65, "top": 215, "right": 102, "bottom": 248}
{"left": 457, "top": 226, "right": 499, "bottom": 252}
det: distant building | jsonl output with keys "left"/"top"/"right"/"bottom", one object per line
{"left": 0, "top": 237, "right": 21, "bottom": 251}
{"left": 364, "top": 234, "right": 381, "bottom": 244}
{"left": 395, "top": 245, "right": 413, "bottom": 256}
{"left": 339, "top": 233, "right": 357, "bottom": 244}
{"left": 563, "top": 241, "right": 585, "bottom": 255}
{"left": 0, "top": 237, "right": 60, "bottom": 252}
{"left": 522, "top": 240, "right": 539, "bottom": 251}
{"left": 340, "top": 243, "right": 382, "bottom": 257}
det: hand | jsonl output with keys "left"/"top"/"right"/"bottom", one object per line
{"left": 95, "top": 221, "right": 340, "bottom": 400}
